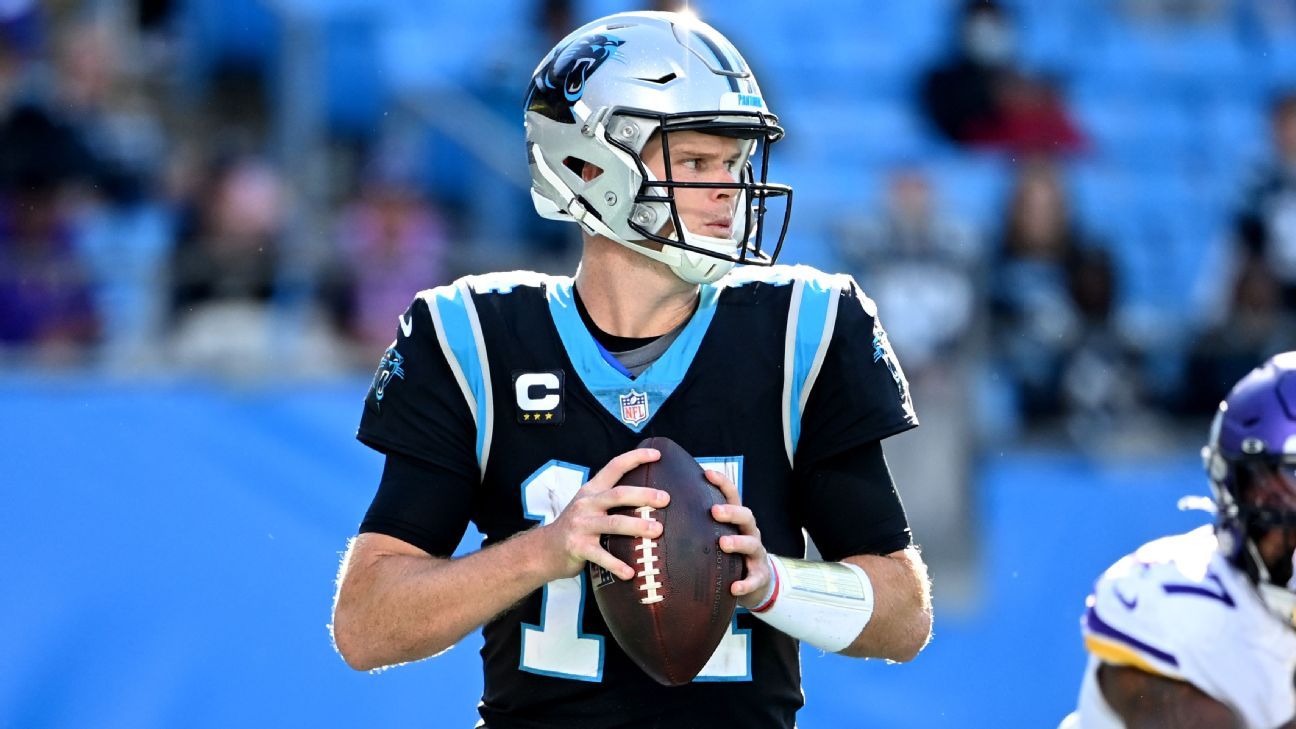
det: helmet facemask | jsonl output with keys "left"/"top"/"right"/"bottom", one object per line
{"left": 612, "top": 109, "right": 792, "bottom": 283}
{"left": 1204, "top": 352, "right": 1296, "bottom": 628}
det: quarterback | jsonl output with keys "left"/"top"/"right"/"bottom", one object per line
{"left": 332, "top": 11, "right": 932, "bottom": 728}
{"left": 1062, "top": 353, "right": 1296, "bottom": 728}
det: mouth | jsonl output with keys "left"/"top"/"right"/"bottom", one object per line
{"left": 702, "top": 220, "right": 733, "bottom": 237}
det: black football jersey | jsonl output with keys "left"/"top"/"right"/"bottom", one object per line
{"left": 356, "top": 265, "right": 917, "bottom": 729}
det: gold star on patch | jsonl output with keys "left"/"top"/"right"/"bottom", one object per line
{"left": 545, "top": 412, "right": 554, "bottom": 421}
{"left": 522, "top": 413, "right": 532, "bottom": 421}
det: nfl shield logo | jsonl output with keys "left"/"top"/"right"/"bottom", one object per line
{"left": 618, "top": 389, "right": 650, "bottom": 427}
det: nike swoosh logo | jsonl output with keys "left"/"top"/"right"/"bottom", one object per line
{"left": 399, "top": 314, "right": 413, "bottom": 338}
{"left": 1114, "top": 587, "right": 1138, "bottom": 610}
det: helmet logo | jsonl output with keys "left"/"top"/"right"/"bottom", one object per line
{"left": 527, "top": 34, "right": 625, "bottom": 124}
{"left": 1242, "top": 437, "right": 1266, "bottom": 455}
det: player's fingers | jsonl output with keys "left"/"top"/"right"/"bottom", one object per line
{"left": 729, "top": 556, "right": 772, "bottom": 598}
{"left": 600, "top": 513, "right": 664, "bottom": 539}
{"left": 585, "top": 448, "right": 661, "bottom": 493}
{"left": 585, "top": 550, "right": 637, "bottom": 581}
{"left": 592, "top": 485, "right": 670, "bottom": 511}
{"left": 703, "top": 467, "right": 741, "bottom": 505}
{"left": 718, "top": 533, "right": 763, "bottom": 557}
{"left": 711, "top": 503, "right": 758, "bottom": 535}
{"left": 730, "top": 574, "right": 768, "bottom": 598}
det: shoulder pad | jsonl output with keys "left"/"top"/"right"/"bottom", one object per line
{"left": 721, "top": 263, "right": 852, "bottom": 291}
{"left": 1083, "top": 528, "right": 1234, "bottom": 683}
{"left": 461, "top": 270, "right": 552, "bottom": 296}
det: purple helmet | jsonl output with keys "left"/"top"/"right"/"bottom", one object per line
{"left": 1204, "top": 352, "right": 1296, "bottom": 619}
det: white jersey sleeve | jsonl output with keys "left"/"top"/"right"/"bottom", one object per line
{"left": 1070, "top": 526, "right": 1296, "bottom": 729}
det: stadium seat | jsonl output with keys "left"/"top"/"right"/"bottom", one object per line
{"left": 182, "top": 0, "right": 281, "bottom": 81}
{"left": 781, "top": 100, "right": 935, "bottom": 169}
{"left": 1072, "top": 91, "right": 1196, "bottom": 165}
{"left": 323, "top": 16, "right": 386, "bottom": 138}
{"left": 1084, "top": 21, "right": 1251, "bottom": 101}
{"left": 926, "top": 153, "right": 1013, "bottom": 231}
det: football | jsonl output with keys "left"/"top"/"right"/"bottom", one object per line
{"left": 590, "top": 436, "right": 745, "bottom": 686}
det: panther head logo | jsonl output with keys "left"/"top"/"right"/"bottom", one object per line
{"left": 527, "top": 33, "right": 625, "bottom": 124}
{"left": 365, "top": 345, "right": 406, "bottom": 414}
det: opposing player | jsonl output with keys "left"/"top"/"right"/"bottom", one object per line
{"left": 1061, "top": 352, "right": 1296, "bottom": 729}
{"left": 332, "top": 11, "right": 932, "bottom": 727}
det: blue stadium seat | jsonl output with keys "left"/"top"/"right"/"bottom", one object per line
{"left": 709, "top": 0, "right": 941, "bottom": 102}
{"left": 1261, "top": 33, "right": 1296, "bottom": 89}
{"left": 926, "top": 153, "right": 1013, "bottom": 231}
{"left": 377, "top": 0, "right": 531, "bottom": 91}
{"left": 782, "top": 100, "right": 935, "bottom": 169}
{"left": 1084, "top": 21, "right": 1252, "bottom": 101}
{"left": 323, "top": 16, "right": 386, "bottom": 138}
{"left": 1068, "top": 160, "right": 1139, "bottom": 243}
{"left": 183, "top": 0, "right": 281, "bottom": 79}
{"left": 1198, "top": 98, "right": 1270, "bottom": 179}
{"left": 778, "top": 160, "right": 884, "bottom": 231}
{"left": 1009, "top": 0, "right": 1097, "bottom": 76}
{"left": 1072, "top": 92, "right": 1196, "bottom": 165}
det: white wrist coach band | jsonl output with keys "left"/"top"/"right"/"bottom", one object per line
{"left": 748, "top": 554, "right": 875, "bottom": 653}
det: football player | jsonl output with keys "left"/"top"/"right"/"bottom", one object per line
{"left": 332, "top": 11, "right": 932, "bottom": 728}
{"left": 1061, "top": 352, "right": 1296, "bottom": 729}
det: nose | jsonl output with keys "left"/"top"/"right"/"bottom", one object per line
{"left": 709, "top": 168, "right": 737, "bottom": 202}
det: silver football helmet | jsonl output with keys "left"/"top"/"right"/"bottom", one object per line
{"left": 524, "top": 11, "right": 792, "bottom": 284}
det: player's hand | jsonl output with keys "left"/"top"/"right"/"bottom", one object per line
{"left": 705, "top": 468, "right": 773, "bottom": 610}
{"left": 540, "top": 447, "right": 671, "bottom": 581}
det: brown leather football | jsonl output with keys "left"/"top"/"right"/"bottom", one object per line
{"left": 589, "top": 436, "right": 744, "bottom": 686}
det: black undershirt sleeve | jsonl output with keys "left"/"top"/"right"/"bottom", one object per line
{"left": 359, "top": 450, "right": 476, "bottom": 558}
{"left": 793, "top": 439, "right": 912, "bottom": 562}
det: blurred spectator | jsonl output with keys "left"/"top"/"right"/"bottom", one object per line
{"left": 990, "top": 159, "right": 1143, "bottom": 436}
{"left": 919, "top": 0, "right": 1085, "bottom": 154}
{"left": 991, "top": 160, "right": 1084, "bottom": 421}
{"left": 167, "top": 153, "right": 288, "bottom": 372}
{"left": 170, "top": 153, "right": 283, "bottom": 316}
{"left": 0, "top": 167, "right": 99, "bottom": 359}
{"left": 0, "top": 103, "right": 98, "bottom": 197}
{"left": 0, "top": 10, "right": 106, "bottom": 362}
{"left": 52, "top": 21, "right": 175, "bottom": 367}
{"left": 1057, "top": 246, "right": 1146, "bottom": 444}
{"left": 834, "top": 165, "right": 984, "bottom": 595}
{"left": 1180, "top": 253, "right": 1296, "bottom": 415}
{"left": 329, "top": 149, "right": 451, "bottom": 354}
{"left": 835, "top": 164, "right": 982, "bottom": 375}
{"left": 0, "top": 19, "right": 162, "bottom": 205}
{"left": 53, "top": 21, "right": 167, "bottom": 206}
{"left": 1235, "top": 91, "right": 1296, "bottom": 309}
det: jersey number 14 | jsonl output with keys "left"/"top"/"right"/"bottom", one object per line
{"left": 518, "top": 459, "right": 752, "bottom": 682}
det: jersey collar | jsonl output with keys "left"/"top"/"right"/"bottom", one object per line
{"left": 546, "top": 277, "right": 721, "bottom": 433}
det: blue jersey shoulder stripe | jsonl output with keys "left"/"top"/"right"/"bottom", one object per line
{"left": 780, "top": 272, "right": 847, "bottom": 465}
{"left": 420, "top": 279, "right": 494, "bottom": 478}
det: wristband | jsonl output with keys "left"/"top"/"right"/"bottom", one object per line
{"left": 746, "top": 554, "right": 874, "bottom": 653}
